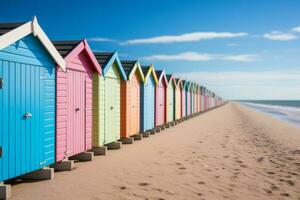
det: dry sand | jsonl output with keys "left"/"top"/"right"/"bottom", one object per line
{"left": 8, "top": 102, "right": 300, "bottom": 200}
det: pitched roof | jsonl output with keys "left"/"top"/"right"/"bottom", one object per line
{"left": 141, "top": 65, "right": 151, "bottom": 77}
{"left": 52, "top": 40, "right": 81, "bottom": 57}
{"left": 0, "top": 22, "right": 26, "bottom": 36}
{"left": 0, "top": 17, "right": 66, "bottom": 71}
{"left": 93, "top": 52, "right": 114, "bottom": 70}
{"left": 121, "top": 60, "right": 137, "bottom": 77}
{"left": 155, "top": 70, "right": 163, "bottom": 79}
{"left": 166, "top": 74, "right": 172, "bottom": 81}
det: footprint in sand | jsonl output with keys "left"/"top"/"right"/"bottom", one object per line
{"left": 264, "top": 189, "right": 272, "bottom": 194}
{"left": 271, "top": 185, "right": 279, "bottom": 190}
{"left": 286, "top": 180, "right": 295, "bottom": 186}
{"left": 267, "top": 171, "right": 275, "bottom": 175}
{"left": 240, "top": 164, "right": 247, "bottom": 168}
{"left": 119, "top": 186, "right": 127, "bottom": 190}
{"left": 139, "top": 183, "right": 150, "bottom": 186}
{"left": 257, "top": 157, "right": 264, "bottom": 162}
{"left": 175, "top": 162, "right": 182, "bottom": 166}
{"left": 179, "top": 167, "right": 186, "bottom": 170}
{"left": 223, "top": 155, "right": 230, "bottom": 158}
{"left": 281, "top": 193, "right": 290, "bottom": 197}
{"left": 294, "top": 163, "right": 300, "bottom": 166}
{"left": 198, "top": 181, "right": 205, "bottom": 185}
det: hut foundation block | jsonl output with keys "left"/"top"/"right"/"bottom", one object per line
{"left": 69, "top": 152, "right": 94, "bottom": 162}
{"left": 106, "top": 141, "right": 122, "bottom": 150}
{"left": 132, "top": 134, "right": 143, "bottom": 140}
{"left": 165, "top": 123, "right": 170, "bottom": 128}
{"left": 90, "top": 146, "right": 107, "bottom": 155}
{"left": 51, "top": 160, "right": 75, "bottom": 171}
{"left": 160, "top": 125, "right": 166, "bottom": 130}
{"left": 0, "top": 182, "right": 11, "bottom": 200}
{"left": 154, "top": 127, "right": 160, "bottom": 133}
{"left": 19, "top": 167, "right": 54, "bottom": 180}
{"left": 142, "top": 131, "right": 150, "bottom": 137}
{"left": 120, "top": 137, "right": 134, "bottom": 144}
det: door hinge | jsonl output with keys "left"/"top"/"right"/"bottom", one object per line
{"left": 0, "top": 78, "right": 3, "bottom": 89}
{"left": 0, "top": 147, "right": 2, "bottom": 158}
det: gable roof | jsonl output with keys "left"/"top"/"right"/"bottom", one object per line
{"left": 183, "top": 80, "right": 191, "bottom": 90}
{"left": 120, "top": 60, "right": 145, "bottom": 81}
{"left": 166, "top": 74, "right": 176, "bottom": 87}
{"left": 141, "top": 64, "right": 158, "bottom": 85}
{"left": 93, "top": 51, "right": 127, "bottom": 80}
{"left": 175, "top": 78, "right": 183, "bottom": 89}
{"left": 0, "top": 17, "right": 66, "bottom": 71}
{"left": 52, "top": 39, "right": 101, "bottom": 74}
{"left": 155, "top": 70, "right": 168, "bottom": 86}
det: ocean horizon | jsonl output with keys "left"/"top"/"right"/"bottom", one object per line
{"left": 238, "top": 100, "right": 300, "bottom": 127}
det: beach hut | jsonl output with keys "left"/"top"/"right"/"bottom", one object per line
{"left": 53, "top": 40, "right": 101, "bottom": 162}
{"left": 166, "top": 74, "right": 176, "bottom": 123}
{"left": 184, "top": 81, "right": 191, "bottom": 116}
{"left": 197, "top": 85, "right": 201, "bottom": 113}
{"left": 155, "top": 70, "right": 168, "bottom": 126}
{"left": 140, "top": 65, "right": 158, "bottom": 132}
{"left": 181, "top": 80, "right": 187, "bottom": 118}
{"left": 0, "top": 17, "right": 65, "bottom": 181}
{"left": 200, "top": 86, "right": 205, "bottom": 112}
{"left": 120, "top": 60, "right": 145, "bottom": 141}
{"left": 190, "top": 83, "right": 195, "bottom": 115}
{"left": 92, "top": 52, "right": 127, "bottom": 148}
{"left": 175, "top": 78, "right": 183, "bottom": 120}
{"left": 194, "top": 84, "right": 198, "bottom": 113}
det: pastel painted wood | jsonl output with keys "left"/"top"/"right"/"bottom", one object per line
{"left": 184, "top": 81, "right": 191, "bottom": 116}
{"left": 166, "top": 74, "right": 176, "bottom": 122}
{"left": 181, "top": 80, "right": 187, "bottom": 118}
{"left": 53, "top": 40, "right": 101, "bottom": 162}
{"left": 155, "top": 70, "right": 168, "bottom": 126}
{"left": 140, "top": 65, "right": 158, "bottom": 132}
{"left": 175, "top": 78, "right": 183, "bottom": 120}
{"left": 0, "top": 20, "right": 65, "bottom": 181}
{"left": 92, "top": 52, "right": 127, "bottom": 146}
{"left": 120, "top": 60, "right": 145, "bottom": 138}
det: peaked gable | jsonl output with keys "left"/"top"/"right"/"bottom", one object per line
{"left": 94, "top": 51, "right": 126, "bottom": 80}
{"left": 0, "top": 16, "right": 65, "bottom": 71}
{"left": 121, "top": 60, "right": 145, "bottom": 82}
{"left": 53, "top": 39, "right": 101, "bottom": 74}
{"left": 155, "top": 70, "right": 168, "bottom": 86}
{"left": 166, "top": 74, "right": 176, "bottom": 88}
{"left": 141, "top": 64, "right": 158, "bottom": 85}
{"left": 175, "top": 78, "right": 183, "bottom": 89}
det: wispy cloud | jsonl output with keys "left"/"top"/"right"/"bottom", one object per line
{"left": 122, "top": 32, "right": 248, "bottom": 45}
{"left": 263, "top": 31, "right": 297, "bottom": 41}
{"left": 88, "top": 37, "right": 116, "bottom": 42}
{"left": 292, "top": 26, "right": 300, "bottom": 32}
{"left": 175, "top": 70, "right": 300, "bottom": 100}
{"left": 226, "top": 43, "right": 238, "bottom": 46}
{"left": 142, "top": 52, "right": 259, "bottom": 62}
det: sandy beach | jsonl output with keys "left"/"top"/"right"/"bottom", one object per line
{"left": 8, "top": 102, "right": 300, "bottom": 200}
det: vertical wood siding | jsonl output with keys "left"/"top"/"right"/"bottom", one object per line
{"left": 56, "top": 50, "right": 93, "bottom": 161}
{"left": 181, "top": 90, "right": 186, "bottom": 117}
{"left": 155, "top": 82, "right": 166, "bottom": 126}
{"left": 92, "top": 63, "right": 120, "bottom": 146}
{"left": 167, "top": 84, "right": 175, "bottom": 122}
{"left": 175, "top": 87, "right": 181, "bottom": 120}
{"left": 121, "top": 72, "right": 140, "bottom": 138}
{"left": 0, "top": 35, "right": 55, "bottom": 181}
{"left": 140, "top": 76, "right": 155, "bottom": 132}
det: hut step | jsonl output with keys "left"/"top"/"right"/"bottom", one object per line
{"left": 69, "top": 152, "right": 94, "bottom": 162}
{"left": 90, "top": 146, "right": 107, "bottom": 156}
{"left": 131, "top": 134, "right": 143, "bottom": 141}
{"left": 50, "top": 160, "right": 75, "bottom": 171}
{"left": 18, "top": 167, "right": 54, "bottom": 180}
{"left": 0, "top": 182, "right": 11, "bottom": 200}
{"left": 106, "top": 141, "right": 122, "bottom": 150}
{"left": 119, "top": 137, "right": 134, "bottom": 144}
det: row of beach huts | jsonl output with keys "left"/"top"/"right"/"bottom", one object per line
{"left": 0, "top": 17, "right": 224, "bottom": 198}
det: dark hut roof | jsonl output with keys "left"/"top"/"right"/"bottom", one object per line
{"left": 52, "top": 40, "right": 81, "bottom": 57}
{"left": 93, "top": 52, "right": 115, "bottom": 70}
{"left": 166, "top": 74, "right": 172, "bottom": 82}
{"left": 155, "top": 70, "right": 163, "bottom": 79}
{"left": 121, "top": 60, "right": 137, "bottom": 77}
{"left": 141, "top": 65, "right": 151, "bottom": 77}
{"left": 0, "top": 22, "right": 26, "bottom": 36}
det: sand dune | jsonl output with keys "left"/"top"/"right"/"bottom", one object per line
{"left": 9, "top": 102, "right": 300, "bottom": 200}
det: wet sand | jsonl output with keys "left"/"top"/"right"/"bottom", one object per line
{"left": 9, "top": 102, "right": 300, "bottom": 200}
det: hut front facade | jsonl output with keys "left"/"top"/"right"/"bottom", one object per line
{"left": 166, "top": 74, "right": 176, "bottom": 123}
{"left": 93, "top": 52, "right": 127, "bottom": 146}
{"left": 140, "top": 65, "right": 158, "bottom": 132}
{"left": 0, "top": 18, "right": 65, "bottom": 181}
{"left": 184, "top": 81, "right": 191, "bottom": 116}
{"left": 53, "top": 40, "right": 101, "bottom": 162}
{"left": 120, "top": 60, "right": 145, "bottom": 138}
{"left": 175, "top": 78, "right": 182, "bottom": 120}
{"left": 181, "top": 80, "right": 187, "bottom": 118}
{"left": 155, "top": 70, "right": 168, "bottom": 126}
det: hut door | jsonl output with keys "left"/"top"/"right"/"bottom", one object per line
{"left": 0, "top": 62, "right": 43, "bottom": 181}
{"left": 105, "top": 78, "right": 117, "bottom": 142}
{"left": 67, "top": 71, "right": 86, "bottom": 157}
{"left": 130, "top": 78, "right": 139, "bottom": 135}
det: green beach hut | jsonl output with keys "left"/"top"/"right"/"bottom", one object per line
{"left": 92, "top": 52, "right": 127, "bottom": 152}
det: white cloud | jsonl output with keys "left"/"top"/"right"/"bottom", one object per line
{"left": 123, "top": 32, "right": 248, "bottom": 45}
{"left": 263, "top": 31, "right": 297, "bottom": 41}
{"left": 226, "top": 43, "right": 238, "bottom": 46}
{"left": 292, "top": 26, "right": 300, "bottom": 32}
{"left": 175, "top": 70, "right": 300, "bottom": 100}
{"left": 142, "top": 52, "right": 213, "bottom": 61}
{"left": 222, "top": 54, "right": 258, "bottom": 62}
{"left": 88, "top": 37, "right": 116, "bottom": 42}
{"left": 142, "top": 52, "right": 259, "bottom": 62}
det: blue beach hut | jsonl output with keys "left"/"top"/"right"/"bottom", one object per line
{"left": 0, "top": 17, "right": 65, "bottom": 181}
{"left": 140, "top": 65, "right": 158, "bottom": 132}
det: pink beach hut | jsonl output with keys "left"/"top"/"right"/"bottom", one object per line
{"left": 155, "top": 70, "right": 168, "bottom": 126}
{"left": 53, "top": 40, "right": 102, "bottom": 163}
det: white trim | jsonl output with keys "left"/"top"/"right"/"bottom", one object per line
{"left": 0, "top": 16, "right": 66, "bottom": 71}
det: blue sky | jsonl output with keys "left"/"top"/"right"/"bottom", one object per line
{"left": 2, "top": 0, "right": 300, "bottom": 100}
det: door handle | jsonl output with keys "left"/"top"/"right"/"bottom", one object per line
{"left": 24, "top": 112, "right": 32, "bottom": 119}
{"left": 0, "top": 78, "right": 3, "bottom": 89}
{"left": 110, "top": 106, "right": 114, "bottom": 110}
{"left": 0, "top": 146, "right": 2, "bottom": 158}
{"left": 75, "top": 108, "right": 80, "bottom": 112}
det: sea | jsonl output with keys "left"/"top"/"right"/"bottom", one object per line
{"left": 239, "top": 100, "right": 300, "bottom": 127}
